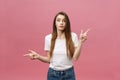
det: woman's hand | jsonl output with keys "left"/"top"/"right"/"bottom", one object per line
{"left": 79, "top": 29, "right": 90, "bottom": 43}
{"left": 24, "top": 50, "right": 40, "bottom": 60}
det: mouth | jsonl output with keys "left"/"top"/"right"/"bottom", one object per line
{"left": 59, "top": 26, "right": 64, "bottom": 28}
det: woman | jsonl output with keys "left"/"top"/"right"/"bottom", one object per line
{"left": 24, "top": 11, "right": 89, "bottom": 80}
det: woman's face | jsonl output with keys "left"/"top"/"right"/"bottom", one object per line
{"left": 55, "top": 14, "right": 66, "bottom": 31}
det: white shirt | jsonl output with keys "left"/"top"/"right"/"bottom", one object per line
{"left": 44, "top": 32, "right": 78, "bottom": 70}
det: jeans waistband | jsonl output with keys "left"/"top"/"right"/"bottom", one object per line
{"left": 49, "top": 66, "right": 74, "bottom": 72}
{"left": 47, "top": 66, "right": 75, "bottom": 80}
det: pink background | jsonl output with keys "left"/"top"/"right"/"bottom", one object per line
{"left": 0, "top": 0, "right": 120, "bottom": 80}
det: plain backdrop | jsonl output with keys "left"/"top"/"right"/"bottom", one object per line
{"left": 0, "top": 0, "right": 120, "bottom": 80}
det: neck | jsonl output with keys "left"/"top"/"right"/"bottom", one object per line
{"left": 57, "top": 30, "right": 65, "bottom": 39}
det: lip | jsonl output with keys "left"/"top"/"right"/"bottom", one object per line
{"left": 59, "top": 26, "right": 64, "bottom": 28}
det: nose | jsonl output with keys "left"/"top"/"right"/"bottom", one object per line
{"left": 60, "top": 21, "right": 63, "bottom": 25}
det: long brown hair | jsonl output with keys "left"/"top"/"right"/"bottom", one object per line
{"left": 50, "top": 11, "right": 75, "bottom": 59}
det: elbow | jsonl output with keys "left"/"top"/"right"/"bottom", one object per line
{"left": 47, "top": 60, "right": 50, "bottom": 63}
{"left": 72, "top": 57, "right": 79, "bottom": 61}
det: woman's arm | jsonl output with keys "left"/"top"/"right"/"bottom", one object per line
{"left": 24, "top": 50, "right": 50, "bottom": 63}
{"left": 37, "top": 51, "right": 50, "bottom": 63}
{"left": 72, "top": 29, "right": 90, "bottom": 61}
{"left": 72, "top": 40, "right": 83, "bottom": 61}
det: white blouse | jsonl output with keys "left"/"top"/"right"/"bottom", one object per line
{"left": 44, "top": 32, "right": 78, "bottom": 70}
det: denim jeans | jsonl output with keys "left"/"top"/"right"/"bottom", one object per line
{"left": 47, "top": 67, "right": 76, "bottom": 80}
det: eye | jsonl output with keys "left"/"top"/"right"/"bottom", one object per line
{"left": 56, "top": 18, "right": 61, "bottom": 22}
{"left": 63, "top": 19, "right": 66, "bottom": 22}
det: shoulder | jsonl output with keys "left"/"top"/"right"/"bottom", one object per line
{"left": 71, "top": 32, "right": 78, "bottom": 41}
{"left": 45, "top": 34, "right": 52, "bottom": 40}
{"left": 71, "top": 32, "right": 78, "bottom": 38}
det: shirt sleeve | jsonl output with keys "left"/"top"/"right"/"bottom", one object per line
{"left": 44, "top": 35, "right": 50, "bottom": 51}
{"left": 72, "top": 33, "right": 79, "bottom": 47}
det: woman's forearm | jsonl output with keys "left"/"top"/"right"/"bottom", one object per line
{"left": 37, "top": 55, "right": 50, "bottom": 63}
{"left": 73, "top": 40, "right": 83, "bottom": 61}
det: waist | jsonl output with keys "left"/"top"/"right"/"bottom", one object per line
{"left": 49, "top": 66, "right": 74, "bottom": 72}
{"left": 49, "top": 64, "right": 73, "bottom": 71}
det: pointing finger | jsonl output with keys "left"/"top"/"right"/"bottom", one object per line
{"left": 23, "top": 54, "right": 29, "bottom": 57}
{"left": 80, "top": 30, "right": 83, "bottom": 34}
{"left": 84, "top": 29, "right": 90, "bottom": 35}
{"left": 28, "top": 50, "right": 35, "bottom": 53}
{"left": 86, "top": 29, "right": 90, "bottom": 33}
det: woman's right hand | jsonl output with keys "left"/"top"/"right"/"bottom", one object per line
{"left": 24, "top": 50, "right": 40, "bottom": 60}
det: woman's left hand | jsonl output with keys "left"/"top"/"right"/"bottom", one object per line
{"left": 79, "top": 29, "right": 90, "bottom": 43}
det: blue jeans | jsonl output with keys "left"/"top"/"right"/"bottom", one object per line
{"left": 47, "top": 67, "right": 76, "bottom": 80}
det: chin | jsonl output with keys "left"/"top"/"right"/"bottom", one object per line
{"left": 59, "top": 28, "right": 65, "bottom": 31}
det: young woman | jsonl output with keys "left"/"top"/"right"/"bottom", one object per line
{"left": 24, "top": 11, "right": 89, "bottom": 80}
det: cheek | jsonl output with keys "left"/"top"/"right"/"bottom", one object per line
{"left": 63, "top": 23, "right": 66, "bottom": 27}
{"left": 55, "top": 23, "right": 58, "bottom": 27}
{"left": 55, "top": 21, "right": 59, "bottom": 25}
{"left": 64, "top": 23, "right": 66, "bottom": 26}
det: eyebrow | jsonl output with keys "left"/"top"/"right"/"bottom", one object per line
{"left": 56, "top": 17, "right": 66, "bottom": 20}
